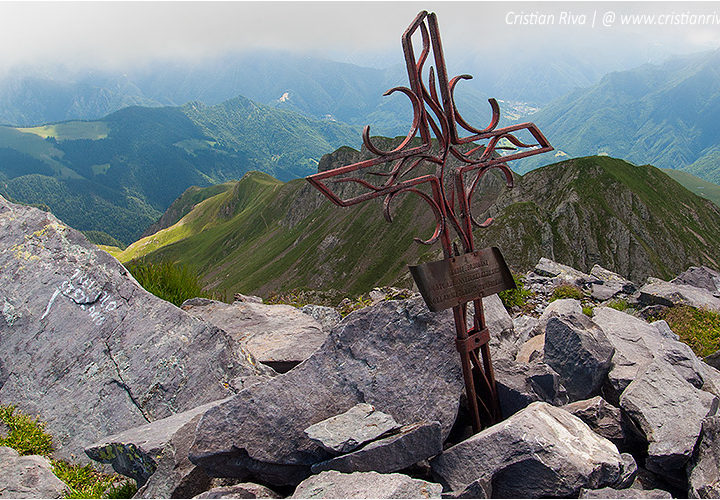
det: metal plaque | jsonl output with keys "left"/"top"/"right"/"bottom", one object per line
{"left": 409, "top": 247, "right": 516, "bottom": 312}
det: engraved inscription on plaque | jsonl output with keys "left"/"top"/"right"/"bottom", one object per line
{"left": 409, "top": 247, "right": 516, "bottom": 312}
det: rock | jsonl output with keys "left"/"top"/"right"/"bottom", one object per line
{"left": 290, "top": 471, "right": 443, "bottom": 499}
{"left": 579, "top": 487, "right": 671, "bottom": 498}
{"left": 311, "top": 421, "right": 442, "bottom": 474}
{"left": 700, "top": 362, "right": 720, "bottom": 398}
{"left": 620, "top": 360, "right": 719, "bottom": 486}
{"left": 638, "top": 278, "right": 720, "bottom": 312}
{"left": 515, "top": 334, "right": 544, "bottom": 363}
{"left": 590, "top": 265, "right": 637, "bottom": 293}
{"left": 441, "top": 479, "right": 490, "bottom": 499}
{"left": 591, "top": 283, "right": 623, "bottom": 301}
{"left": 563, "top": 396, "right": 625, "bottom": 445}
{"left": 618, "top": 453, "right": 638, "bottom": 489}
{"left": 512, "top": 315, "right": 540, "bottom": 339}
{"left": 0, "top": 420, "right": 8, "bottom": 438}
{"left": 538, "top": 298, "right": 582, "bottom": 332}
{"left": 651, "top": 320, "right": 679, "bottom": 341}
{"left": 705, "top": 351, "right": 720, "bottom": 371}
{"left": 534, "top": 257, "right": 599, "bottom": 286}
{"left": 189, "top": 298, "right": 465, "bottom": 485}
{"left": 304, "top": 403, "right": 400, "bottom": 454}
{"left": 300, "top": 305, "right": 342, "bottom": 333}
{"left": 430, "top": 402, "right": 624, "bottom": 497}
{"left": 133, "top": 414, "right": 213, "bottom": 498}
{"left": 0, "top": 446, "right": 68, "bottom": 498}
{"left": 86, "top": 399, "right": 226, "bottom": 486}
{"left": 672, "top": 266, "right": 720, "bottom": 295}
{"left": 594, "top": 307, "right": 704, "bottom": 395}
{"left": 181, "top": 299, "right": 326, "bottom": 373}
{"left": 0, "top": 196, "right": 267, "bottom": 460}
{"left": 688, "top": 415, "right": 720, "bottom": 498}
{"left": 544, "top": 314, "right": 615, "bottom": 400}
{"left": 193, "top": 483, "right": 281, "bottom": 499}
{"left": 233, "top": 293, "right": 264, "bottom": 304}
{"left": 494, "top": 358, "right": 568, "bottom": 417}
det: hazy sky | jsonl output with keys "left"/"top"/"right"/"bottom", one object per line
{"left": 0, "top": 1, "right": 718, "bottom": 70}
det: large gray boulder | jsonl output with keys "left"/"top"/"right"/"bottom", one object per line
{"left": 311, "top": 421, "right": 442, "bottom": 475}
{"left": 290, "top": 471, "right": 443, "bottom": 499}
{"left": 672, "top": 266, "right": 720, "bottom": 295}
{"left": 544, "top": 314, "right": 615, "bottom": 400}
{"left": 593, "top": 307, "right": 704, "bottom": 395}
{"left": 0, "top": 447, "right": 68, "bottom": 499}
{"left": 181, "top": 299, "right": 327, "bottom": 372}
{"left": 0, "top": 196, "right": 268, "bottom": 459}
{"left": 688, "top": 415, "right": 720, "bottom": 498}
{"left": 494, "top": 358, "right": 568, "bottom": 417}
{"left": 189, "top": 298, "right": 465, "bottom": 486}
{"left": 430, "top": 402, "right": 624, "bottom": 497}
{"left": 638, "top": 278, "right": 720, "bottom": 312}
{"left": 620, "top": 360, "right": 718, "bottom": 486}
{"left": 471, "top": 295, "right": 519, "bottom": 361}
{"left": 304, "top": 404, "right": 400, "bottom": 454}
{"left": 590, "top": 264, "right": 636, "bottom": 292}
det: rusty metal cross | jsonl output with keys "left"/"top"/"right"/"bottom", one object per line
{"left": 306, "top": 10, "right": 552, "bottom": 431}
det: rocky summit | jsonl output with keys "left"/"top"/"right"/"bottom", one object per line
{"left": 3, "top": 196, "right": 720, "bottom": 498}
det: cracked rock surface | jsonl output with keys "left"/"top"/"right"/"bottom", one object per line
{"left": 189, "top": 297, "right": 465, "bottom": 486}
{"left": 0, "top": 196, "right": 270, "bottom": 460}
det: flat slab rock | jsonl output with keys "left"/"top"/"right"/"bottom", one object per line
{"left": 0, "top": 446, "right": 68, "bottom": 499}
{"left": 181, "top": 299, "right": 327, "bottom": 371}
{"left": 534, "top": 257, "right": 599, "bottom": 286}
{"left": 579, "top": 487, "right": 671, "bottom": 498}
{"left": 189, "top": 298, "right": 465, "bottom": 486}
{"left": 0, "top": 196, "right": 268, "bottom": 459}
{"left": 86, "top": 398, "right": 228, "bottom": 485}
{"left": 193, "top": 483, "right": 281, "bottom": 499}
{"left": 290, "top": 471, "right": 443, "bottom": 499}
{"left": 672, "top": 266, "right": 720, "bottom": 295}
{"left": 638, "top": 278, "right": 720, "bottom": 312}
{"left": 311, "top": 421, "right": 442, "bottom": 475}
{"left": 431, "top": 402, "right": 624, "bottom": 497}
{"left": 304, "top": 403, "right": 400, "bottom": 454}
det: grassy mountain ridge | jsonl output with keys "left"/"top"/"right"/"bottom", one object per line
{"left": 514, "top": 50, "right": 720, "bottom": 183}
{"left": 0, "top": 95, "right": 360, "bottom": 244}
{"left": 116, "top": 150, "right": 720, "bottom": 299}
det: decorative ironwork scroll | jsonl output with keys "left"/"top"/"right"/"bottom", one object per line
{"left": 306, "top": 10, "right": 553, "bottom": 432}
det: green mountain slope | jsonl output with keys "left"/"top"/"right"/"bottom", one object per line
{"left": 661, "top": 168, "right": 720, "bottom": 207}
{"left": 0, "top": 96, "right": 360, "bottom": 244}
{"left": 515, "top": 50, "right": 720, "bottom": 183}
{"left": 119, "top": 151, "right": 720, "bottom": 299}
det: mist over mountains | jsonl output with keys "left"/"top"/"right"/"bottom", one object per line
{"left": 2, "top": 44, "right": 720, "bottom": 249}
{"left": 515, "top": 49, "right": 720, "bottom": 183}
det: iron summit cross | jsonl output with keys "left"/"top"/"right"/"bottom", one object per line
{"left": 306, "top": 11, "right": 553, "bottom": 432}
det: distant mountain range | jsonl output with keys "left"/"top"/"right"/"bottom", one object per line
{"left": 104, "top": 147, "right": 720, "bottom": 299}
{"left": 0, "top": 96, "right": 360, "bottom": 244}
{"left": 0, "top": 49, "right": 630, "bottom": 134}
{"left": 515, "top": 49, "right": 720, "bottom": 184}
